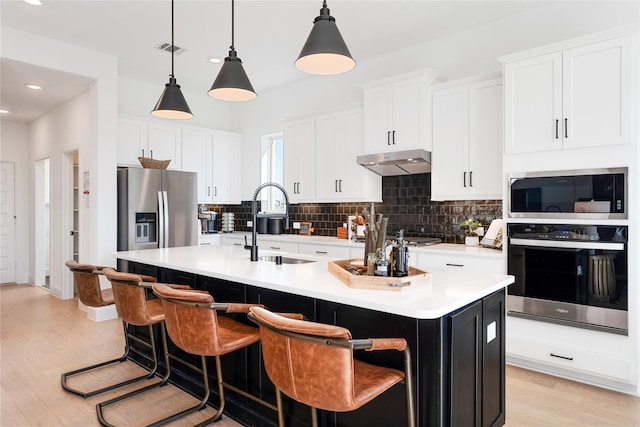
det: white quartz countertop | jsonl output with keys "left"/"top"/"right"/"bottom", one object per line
{"left": 116, "top": 244, "right": 513, "bottom": 320}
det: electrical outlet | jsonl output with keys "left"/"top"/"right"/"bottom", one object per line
{"left": 293, "top": 222, "right": 301, "bottom": 229}
{"left": 247, "top": 220, "right": 253, "bottom": 228}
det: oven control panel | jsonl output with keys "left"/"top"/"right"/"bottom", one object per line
{"left": 508, "top": 224, "right": 627, "bottom": 243}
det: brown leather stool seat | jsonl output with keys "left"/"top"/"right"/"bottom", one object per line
{"left": 248, "top": 306, "right": 416, "bottom": 427}
{"left": 61, "top": 261, "right": 158, "bottom": 398}
{"left": 96, "top": 268, "right": 192, "bottom": 427}
{"left": 152, "top": 283, "right": 277, "bottom": 424}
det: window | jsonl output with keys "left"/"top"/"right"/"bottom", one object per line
{"left": 260, "top": 132, "right": 284, "bottom": 213}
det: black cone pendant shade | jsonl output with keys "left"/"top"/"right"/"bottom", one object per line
{"left": 152, "top": 0, "right": 193, "bottom": 119}
{"left": 152, "top": 77, "right": 193, "bottom": 119}
{"left": 208, "top": 0, "right": 257, "bottom": 102}
{"left": 208, "top": 49, "right": 257, "bottom": 101}
{"left": 295, "top": 0, "right": 355, "bottom": 75}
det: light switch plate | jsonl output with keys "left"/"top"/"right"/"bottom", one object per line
{"left": 293, "top": 222, "right": 301, "bottom": 229}
{"left": 247, "top": 220, "right": 253, "bottom": 228}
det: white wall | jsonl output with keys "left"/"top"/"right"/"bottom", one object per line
{"left": 0, "top": 120, "right": 30, "bottom": 283}
{"left": 1, "top": 26, "right": 118, "bottom": 299}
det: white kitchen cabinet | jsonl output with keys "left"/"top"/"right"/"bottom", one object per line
{"left": 315, "top": 106, "right": 381, "bottom": 202}
{"left": 283, "top": 118, "right": 315, "bottom": 203}
{"left": 298, "top": 243, "right": 350, "bottom": 259}
{"left": 182, "top": 127, "right": 213, "bottom": 203}
{"left": 363, "top": 75, "right": 426, "bottom": 153}
{"left": 117, "top": 115, "right": 182, "bottom": 169}
{"left": 503, "top": 34, "right": 632, "bottom": 154}
{"left": 181, "top": 128, "right": 242, "bottom": 204}
{"left": 416, "top": 251, "right": 502, "bottom": 274}
{"left": 211, "top": 130, "right": 242, "bottom": 204}
{"left": 431, "top": 75, "right": 502, "bottom": 201}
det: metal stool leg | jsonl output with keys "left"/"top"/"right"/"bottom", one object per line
{"left": 61, "top": 321, "right": 158, "bottom": 398}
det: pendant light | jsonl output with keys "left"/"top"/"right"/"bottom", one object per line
{"left": 208, "top": 0, "right": 257, "bottom": 102}
{"left": 295, "top": 0, "right": 355, "bottom": 75}
{"left": 151, "top": 0, "right": 193, "bottom": 119}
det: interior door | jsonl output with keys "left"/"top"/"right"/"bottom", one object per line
{"left": 0, "top": 162, "right": 16, "bottom": 284}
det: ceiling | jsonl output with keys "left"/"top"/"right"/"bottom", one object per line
{"left": 0, "top": 1, "right": 637, "bottom": 123}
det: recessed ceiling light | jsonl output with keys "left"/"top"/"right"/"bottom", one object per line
{"left": 23, "top": 0, "right": 42, "bottom": 5}
{"left": 26, "top": 84, "right": 42, "bottom": 90}
{"left": 208, "top": 57, "right": 222, "bottom": 64}
{"left": 0, "top": 109, "right": 10, "bottom": 114}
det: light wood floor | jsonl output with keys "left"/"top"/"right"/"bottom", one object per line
{"left": 2, "top": 284, "right": 639, "bottom": 426}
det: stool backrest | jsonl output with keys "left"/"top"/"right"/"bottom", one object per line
{"left": 249, "top": 306, "right": 360, "bottom": 412}
{"left": 102, "top": 268, "right": 155, "bottom": 326}
{"left": 65, "top": 260, "right": 109, "bottom": 307}
{"left": 152, "top": 283, "right": 227, "bottom": 356}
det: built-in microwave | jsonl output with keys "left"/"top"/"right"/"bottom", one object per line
{"left": 508, "top": 168, "right": 627, "bottom": 219}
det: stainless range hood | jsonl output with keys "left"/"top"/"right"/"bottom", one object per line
{"left": 357, "top": 149, "right": 432, "bottom": 176}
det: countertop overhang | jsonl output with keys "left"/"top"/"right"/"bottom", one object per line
{"left": 115, "top": 244, "right": 513, "bottom": 320}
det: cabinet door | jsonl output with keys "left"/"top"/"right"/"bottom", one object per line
{"left": 504, "top": 52, "right": 563, "bottom": 153}
{"left": 212, "top": 131, "right": 242, "bottom": 204}
{"left": 468, "top": 79, "right": 503, "bottom": 199}
{"left": 336, "top": 108, "right": 367, "bottom": 199}
{"left": 148, "top": 123, "right": 182, "bottom": 169}
{"left": 562, "top": 36, "right": 631, "bottom": 149}
{"left": 482, "top": 290, "right": 505, "bottom": 427}
{"left": 117, "top": 117, "right": 148, "bottom": 166}
{"left": 315, "top": 113, "right": 339, "bottom": 199}
{"left": 449, "top": 300, "right": 483, "bottom": 427}
{"left": 284, "top": 118, "right": 315, "bottom": 203}
{"left": 392, "top": 76, "right": 425, "bottom": 150}
{"left": 182, "top": 128, "right": 213, "bottom": 203}
{"left": 432, "top": 86, "right": 468, "bottom": 200}
{"left": 363, "top": 85, "right": 393, "bottom": 154}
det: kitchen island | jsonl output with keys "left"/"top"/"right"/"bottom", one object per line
{"left": 116, "top": 244, "right": 514, "bottom": 427}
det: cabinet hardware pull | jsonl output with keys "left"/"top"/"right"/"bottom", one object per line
{"left": 555, "top": 119, "right": 559, "bottom": 139}
{"left": 469, "top": 171, "right": 473, "bottom": 187}
{"left": 446, "top": 263, "right": 464, "bottom": 267}
{"left": 316, "top": 251, "right": 328, "bottom": 254}
{"left": 550, "top": 353, "right": 574, "bottom": 361}
{"left": 141, "top": 149, "right": 145, "bottom": 157}
{"left": 200, "top": 242, "right": 211, "bottom": 245}
{"left": 207, "top": 186, "right": 210, "bottom": 196}
{"left": 297, "top": 182, "right": 300, "bottom": 194}
{"left": 564, "top": 118, "right": 568, "bottom": 138}
{"left": 387, "top": 131, "right": 391, "bottom": 145}
{"left": 339, "top": 179, "right": 343, "bottom": 192}
{"left": 463, "top": 172, "right": 467, "bottom": 188}
{"left": 335, "top": 180, "right": 338, "bottom": 193}
{"left": 270, "top": 246, "right": 281, "bottom": 250}
{"left": 392, "top": 130, "right": 396, "bottom": 144}
{"left": 150, "top": 149, "right": 153, "bottom": 159}
{"left": 214, "top": 186, "right": 217, "bottom": 197}
{"left": 233, "top": 243, "right": 242, "bottom": 246}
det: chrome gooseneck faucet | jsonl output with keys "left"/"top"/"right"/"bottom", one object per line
{"left": 250, "top": 182, "right": 290, "bottom": 261}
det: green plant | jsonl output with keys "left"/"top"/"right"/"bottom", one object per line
{"left": 460, "top": 219, "right": 481, "bottom": 236}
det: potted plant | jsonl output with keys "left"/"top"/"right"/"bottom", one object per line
{"left": 460, "top": 219, "right": 482, "bottom": 246}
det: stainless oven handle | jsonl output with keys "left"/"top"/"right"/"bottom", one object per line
{"left": 510, "top": 238, "right": 624, "bottom": 251}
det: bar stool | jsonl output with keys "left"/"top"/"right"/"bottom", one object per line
{"left": 96, "top": 268, "right": 191, "bottom": 427}
{"left": 151, "top": 283, "right": 277, "bottom": 425}
{"left": 61, "top": 261, "right": 159, "bottom": 398}
{"left": 248, "top": 306, "right": 416, "bottom": 427}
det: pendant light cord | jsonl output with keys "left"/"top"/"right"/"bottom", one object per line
{"left": 230, "top": 0, "right": 235, "bottom": 50}
{"left": 170, "top": 0, "right": 175, "bottom": 78}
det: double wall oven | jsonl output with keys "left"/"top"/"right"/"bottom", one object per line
{"left": 506, "top": 168, "right": 629, "bottom": 335}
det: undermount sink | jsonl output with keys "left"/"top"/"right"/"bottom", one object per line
{"left": 256, "top": 255, "right": 314, "bottom": 264}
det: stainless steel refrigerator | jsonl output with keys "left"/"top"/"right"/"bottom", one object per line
{"left": 117, "top": 168, "right": 198, "bottom": 251}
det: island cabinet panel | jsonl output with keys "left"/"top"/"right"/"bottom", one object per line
{"left": 117, "top": 260, "right": 506, "bottom": 427}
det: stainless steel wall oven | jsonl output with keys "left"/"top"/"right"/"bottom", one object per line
{"left": 507, "top": 223, "right": 628, "bottom": 335}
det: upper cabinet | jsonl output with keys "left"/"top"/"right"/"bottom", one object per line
{"left": 315, "top": 106, "right": 381, "bottom": 202}
{"left": 283, "top": 117, "right": 316, "bottom": 203}
{"left": 362, "top": 69, "right": 444, "bottom": 154}
{"left": 117, "top": 115, "right": 182, "bottom": 169}
{"left": 182, "top": 127, "right": 242, "bottom": 205}
{"left": 502, "top": 33, "right": 633, "bottom": 154}
{"left": 431, "top": 74, "right": 503, "bottom": 201}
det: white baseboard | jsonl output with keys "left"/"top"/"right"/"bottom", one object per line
{"left": 78, "top": 300, "right": 118, "bottom": 322}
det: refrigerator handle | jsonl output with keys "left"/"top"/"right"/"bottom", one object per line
{"left": 157, "top": 191, "right": 164, "bottom": 248}
{"left": 162, "top": 191, "right": 169, "bottom": 248}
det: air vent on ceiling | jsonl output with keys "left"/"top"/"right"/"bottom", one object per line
{"left": 157, "top": 43, "right": 185, "bottom": 54}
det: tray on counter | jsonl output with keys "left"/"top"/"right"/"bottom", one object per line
{"left": 328, "top": 258, "right": 430, "bottom": 291}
